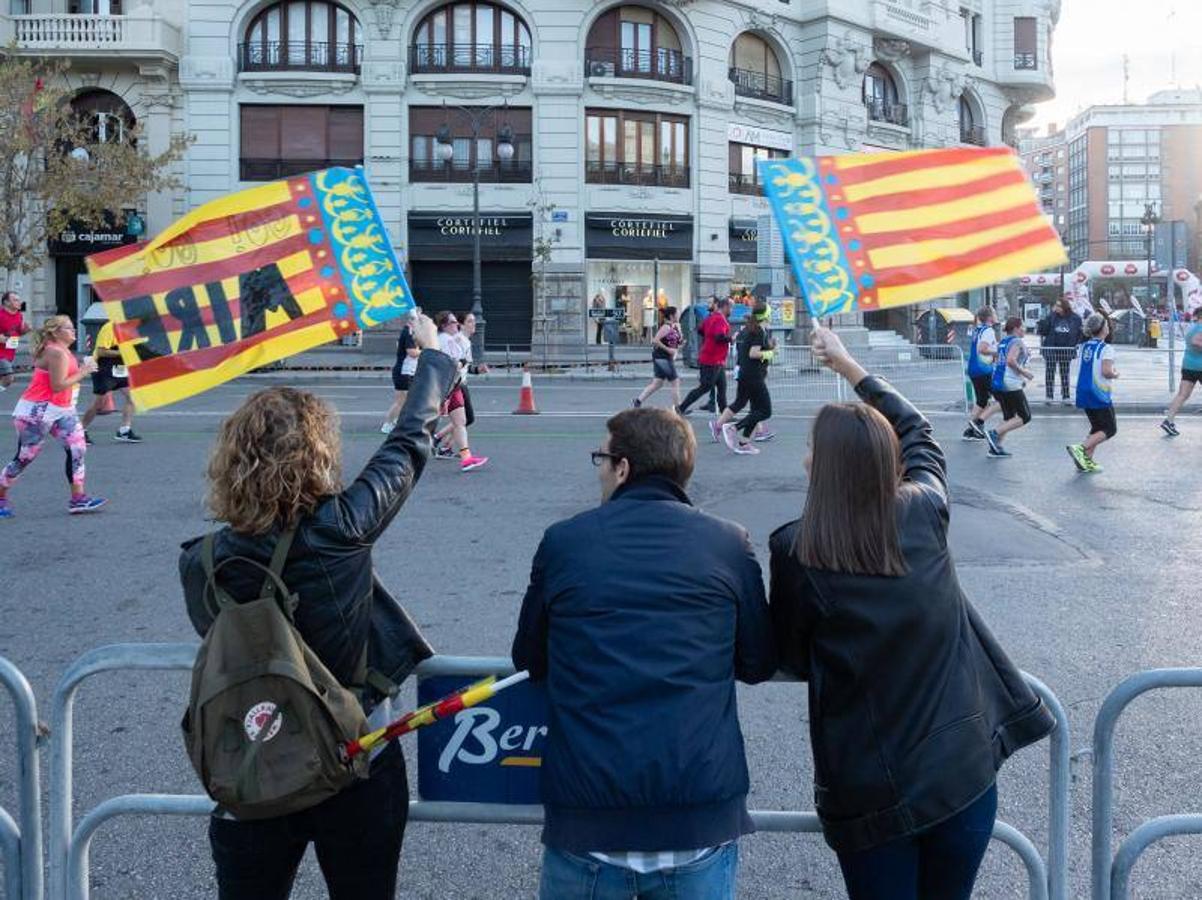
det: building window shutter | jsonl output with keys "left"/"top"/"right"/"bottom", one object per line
{"left": 328, "top": 106, "right": 364, "bottom": 161}
{"left": 240, "top": 106, "right": 281, "bottom": 159}
{"left": 280, "top": 106, "right": 329, "bottom": 160}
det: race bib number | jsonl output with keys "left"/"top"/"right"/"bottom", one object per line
{"left": 112, "top": 365, "right": 129, "bottom": 379}
{"left": 4, "top": 336, "right": 17, "bottom": 350}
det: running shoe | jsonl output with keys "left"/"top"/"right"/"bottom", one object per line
{"left": 986, "top": 443, "right": 1011, "bottom": 459}
{"left": 732, "top": 442, "right": 760, "bottom": 455}
{"left": 83, "top": 431, "right": 94, "bottom": 446}
{"left": 700, "top": 403, "right": 717, "bottom": 413}
{"left": 380, "top": 420, "right": 396, "bottom": 434}
{"left": 433, "top": 442, "right": 456, "bottom": 461}
{"left": 721, "top": 422, "right": 740, "bottom": 452}
{"left": 1160, "top": 419, "right": 1180, "bottom": 437}
{"left": 113, "top": 428, "right": 142, "bottom": 443}
{"left": 68, "top": 495, "right": 107, "bottom": 514}
{"left": 752, "top": 428, "right": 777, "bottom": 443}
{"left": 632, "top": 397, "right": 642, "bottom": 408}
{"left": 985, "top": 429, "right": 1002, "bottom": 454}
{"left": 961, "top": 426, "right": 981, "bottom": 441}
{"left": 1066, "top": 444, "right": 1088, "bottom": 472}
{"left": 675, "top": 405, "right": 690, "bottom": 417}
{"left": 1084, "top": 457, "right": 1103, "bottom": 474}
{"left": 708, "top": 420, "right": 722, "bottom": 443}
{"left": 969, "top": 420, "right": 987, "bottom": 439}
{"left": 460, "top": 455, "right": 489, "bottom": 472}
{"left": 0, "top": 500, "right": 11, "bottom": 519}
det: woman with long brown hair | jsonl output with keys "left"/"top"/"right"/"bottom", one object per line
{"left": 768, "top": 327, "right": 1055, "bottom": 900}
{"left": 0, "top": 315, "right": 103, "bottom": 517}
{"left": 177, "top": 313, "right": 457, "bottom": 900}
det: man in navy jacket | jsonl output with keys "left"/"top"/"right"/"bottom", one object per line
{"left": 512, "top": 407, "right": 776, "bottom": 898}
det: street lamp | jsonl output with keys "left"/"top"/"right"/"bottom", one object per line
{"left": 1141, "top": 203, "right": 1159, "bottom": 342}
{"left": 434, "top": 105, "right": 515, "bottom": 362}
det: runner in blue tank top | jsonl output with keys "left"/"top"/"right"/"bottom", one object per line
{"left": 1067, "top": 313, "right": 1119, "bottom": 474}
{"left": 961, "top": 307, "right": 1000, "bottom": 441}
{"left": 984, "top": 317, "right": 1034, "bottom": 459}
{"left": 1160, "top": 313, "right": 1202, "bottom": 436}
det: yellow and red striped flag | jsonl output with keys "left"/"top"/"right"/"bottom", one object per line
{"left": 758, "top": 147, "right": 1067, "bottom": 318}
{"left": 85, "top": 167, "right": 413, "bottom": 409}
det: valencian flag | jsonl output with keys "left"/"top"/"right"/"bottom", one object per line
{"left": 85, "top": 166, "right": 413, "bottom": 409}
{"left": 758, "top": 147, "right": 1067, "bottom": 318}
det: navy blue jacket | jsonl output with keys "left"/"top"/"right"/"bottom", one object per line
{"left": 511, "top": 476, "right": 777, "bottom": 853}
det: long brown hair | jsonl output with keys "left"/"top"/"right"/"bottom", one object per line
{"left": 795, "top": 403, "right": 908, "bottom": 576}
{"left": 207, "top": 387, "right": 342, "bottom": 535}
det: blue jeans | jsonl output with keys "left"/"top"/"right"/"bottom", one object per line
{"left": 539, "top": 843, "right": 739, "bottom": 900}
{"left": 836, "top": 783, "right": 998, "bottom": 900}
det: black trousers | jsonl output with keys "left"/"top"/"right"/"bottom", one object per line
{"left": 461, "top": 383, "right": 475, "bottom": 428}
{"left": 730, "top": 379, "right": 772, "bottom": 438}
{"left": 594, "top": 319, "right": 603, "bottom": 344}
{"left": 1044, "top": 349, "right": 1073, "bottom": 398}
{"left": 209, "top": 743, "right": 409, "bottom": 900}
{"left": 680, "top": 364, "right": 727, "bottom": 413}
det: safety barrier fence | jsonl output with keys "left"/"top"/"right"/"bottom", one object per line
{"left": 1091, "top": 668, "right": 1202, "bottom": 900}
{"left": 0, "top": 656, "right": 42, "bottom": 900}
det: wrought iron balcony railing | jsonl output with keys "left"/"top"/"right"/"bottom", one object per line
{"left": 585, "top": 160, "right": 690, "bottom": 188}
{"left": 727, "top": 66, "right": 793, "bottom": 105}
{"left": 238, "top": 41, "right": 361, "bottom": 74}
{"left": 584, "top": 47, "right": 692, "bottom": 86}
{"left": 408, "top": 42, "right": 531, "bottom": 75}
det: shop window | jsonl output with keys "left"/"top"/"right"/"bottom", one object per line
{"left": 241, "top": 0, "right": 361, "bottom": 73}
{"left": 239, "top": 105, "right": 363, "bottom": 181}
{"left": 728, "top": 142, "right": 786, "bottom": 195}
{"left": 585, "top": 109, "right": 689, "bottom": 187}
{"left": 585, "top": 5, "right": 690, "bottom": 85}
{"left": 410, "top": 2, "right": 531, "bottom": 74}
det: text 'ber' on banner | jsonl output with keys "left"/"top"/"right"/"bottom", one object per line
{"left": 758, "top": 147, "right": 1068, "bottom": 320}
{"left": 85, "top": 166, "right": 414, "bottom": 410}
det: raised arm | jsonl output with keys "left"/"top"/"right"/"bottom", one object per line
{"left": 316, "top": 315, "right": 455, "bottom": 545}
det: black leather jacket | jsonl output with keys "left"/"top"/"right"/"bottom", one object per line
{"left": 769, "top": 375, "right": 1055, "bottom": 854}
{"left": 179, "top": 350, "right": 456, "bottom": 708}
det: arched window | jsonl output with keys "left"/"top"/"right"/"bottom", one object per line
{"left": 585, "top": 5, "right": 689, "bottom": 85}
{"left": 959, "top": 95, "right": 985, "bottom": 145}
{"left": 71, "top": 89, "right": 135, "bottom": 144}
{"left": 241, "top": 1, "right": 362, "bottom": 73}
{"left": 863, "top": 63, "right": 907, "bottom": 126}
{"left": 411, "top": 2, "right": 532, "bottom": 74}
{"left": 728, "top": 32, "right": 790, "bottom": 104}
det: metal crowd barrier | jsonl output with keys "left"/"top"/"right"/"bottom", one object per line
{"left": 1091, "top": 668, "right": 1202, "bottom": 900}
{"left": 44, "top": 645, "right": 1067, "bottom": 900}
{"left": 0, "top": 656, "right": 43, "bottom": 900}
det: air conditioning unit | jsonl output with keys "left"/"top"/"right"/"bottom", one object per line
{"left": 589, "top": 61, "right": 613, "bottom": 77}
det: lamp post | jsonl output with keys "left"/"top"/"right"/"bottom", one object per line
{"left": 435, "top": 105, "right": 515, "bottom": 362}
{"left": 1141, "top": 202, "right": 1159, "bottom": 347}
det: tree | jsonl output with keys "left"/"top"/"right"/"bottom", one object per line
{"left": 0, "top": 53, "right": 190, "bottom": 284}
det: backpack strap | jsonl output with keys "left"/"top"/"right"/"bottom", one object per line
{"left": 202, "top": 527, "right": 299, "bottom": 622}
{"left": 261, "top": 526, "right": 297, "bottom": 601}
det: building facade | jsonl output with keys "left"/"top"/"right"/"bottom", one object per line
{"left": 3, "top": 0, "right": 1061, "bottom": 345}
{"left": 1017, "top": 122, "right": 1066, "bottom": 234}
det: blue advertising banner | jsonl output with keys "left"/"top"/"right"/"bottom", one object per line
{"left": 416, "top": 675, "right": 549, "bottom": 805}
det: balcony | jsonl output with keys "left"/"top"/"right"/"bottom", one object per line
{"left": 584, "top": 47, "right": 692, "bottom": 86}
{"left": 728, "top": 173, "right": 763, "bottom": 197}
{"left": 960, "top": 125, "right": 987, "bottom": 146}
{"left": 238, "top": 41, "right": 361, "bottom": 74}
{"left": 728, "top": 67, "right": 793, "bottom": 106}
{"left": 0, "top": 13, "right": 181, "bottom": 63}
{"left": 240, "top": 157, "right": 364, "bottom": 182}
{"left": 866, "top": 100, "right": 909, "bottom": 127}
{"left": 409, "top": 43, "right": 531, "bottom": 76}
{"left": 586, "top": 160, "right": 689, "bottom": 188}
{"left": 1014, "top": 52, "right": 1038, "bottom": 70}
{"left": 409, "top": 158, "right": 533, "bottom": 184}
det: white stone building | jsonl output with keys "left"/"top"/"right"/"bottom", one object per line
{"left": 2, "top": 0, "right": 1059, "bottom": 346}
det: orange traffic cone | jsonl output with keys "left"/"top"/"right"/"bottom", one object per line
{"left": 513, "top": 368, "right": 539, "bottom": 415}
{"left": 98, "top": 392, "right": 116, "bottom": 415}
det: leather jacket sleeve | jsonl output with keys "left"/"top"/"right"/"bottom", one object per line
{"left": 768, "top": 522, "right": 817, "bottom": 680}
{"left": 855, "top": 375, "right": 948, "bottom": 511}
{"left": 314, "top": 349, "right": 455, "bottom": 546}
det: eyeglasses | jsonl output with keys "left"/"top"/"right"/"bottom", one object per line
{"left": 590, "top": 450, "right": 621, "bottom": 467}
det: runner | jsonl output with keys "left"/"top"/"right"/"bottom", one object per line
{"left": 1160, "top": 312, "right": 1202, "bottom": 436}
{"left": 1068, "top": 313, "right": 1119, "bottom": 473}
{"left": 0, "top": 291, "right": 30, "bottom": 393}
{"left": 0, "top": 315, "right": 105, "bottom": 517}
{"left": 434, "top": 311, "right": 487, "bottom": 472}
{"left": 380, "top": 319, "right": 419, "bottom": 434}
{"left": 962, "top": 306, "right": 1000, "bottom": 441}
{"left": 713, "top": 301, "right": 774, "bottom": 455}
{"left": 80, "top": 318, "right": 142, "bottom": 443}
{"left": 985, "top": 317, "right": 1034, "bottom": 459}
{"left": 632, "top": 306, "right": 683, "bottom": 409}
{"left": 677, "top": 297, "right": 732, "bottom": 416}
{"left": 432, "top": 310, "right": 488, "bottom": 459}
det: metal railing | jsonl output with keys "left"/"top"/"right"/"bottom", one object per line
{"left": 867, "top": 99, "right": 910, "bottom": 126}
{"left": 728, "top": 172, "right": 763, "bottom": 196}
{"left": 0, "top": 655, "right": 43, "bottom": 900}
{"left": 239, "top": 156, "right": 363, "bottom": 181}
{"left": 584, "top": 47, "right": 692, "bottom": 85}
{"left": 408, "top": 157, "right": 532, "bottom": 184}
{"left": 1015, "top": 51, "right": 1038, "bottom": 70}
{"left": 728, "top": 66, "right": 793, "bottom": 105}
{"left": 585, "top": 160, "right": 689, "bottom": 188}
{"left": 237, "top": 40, "right": 362, "bottom": 74}
{"left": 961, "top": 124, "right": 987, "bottom": 146}
{"left": 45, "top": 645, "right": 1066, "bottom": 900}
{"left": 409, "top": 42, "right": 531, "bottom": 75}
{"left": 1091, "top": 668, "right": 1202, "bottom": 900}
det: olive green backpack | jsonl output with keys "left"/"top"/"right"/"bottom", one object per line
{"left": 181, "top": 527, "right": 370, "bottom": 820}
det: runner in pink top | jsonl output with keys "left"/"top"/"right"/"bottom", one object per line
{"left": 0, "top": 315, "right": 106, "bottom": 517}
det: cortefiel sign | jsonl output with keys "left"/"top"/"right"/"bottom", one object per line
{"left": 585, "top": 212, "right": 693, "bottom": 260}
